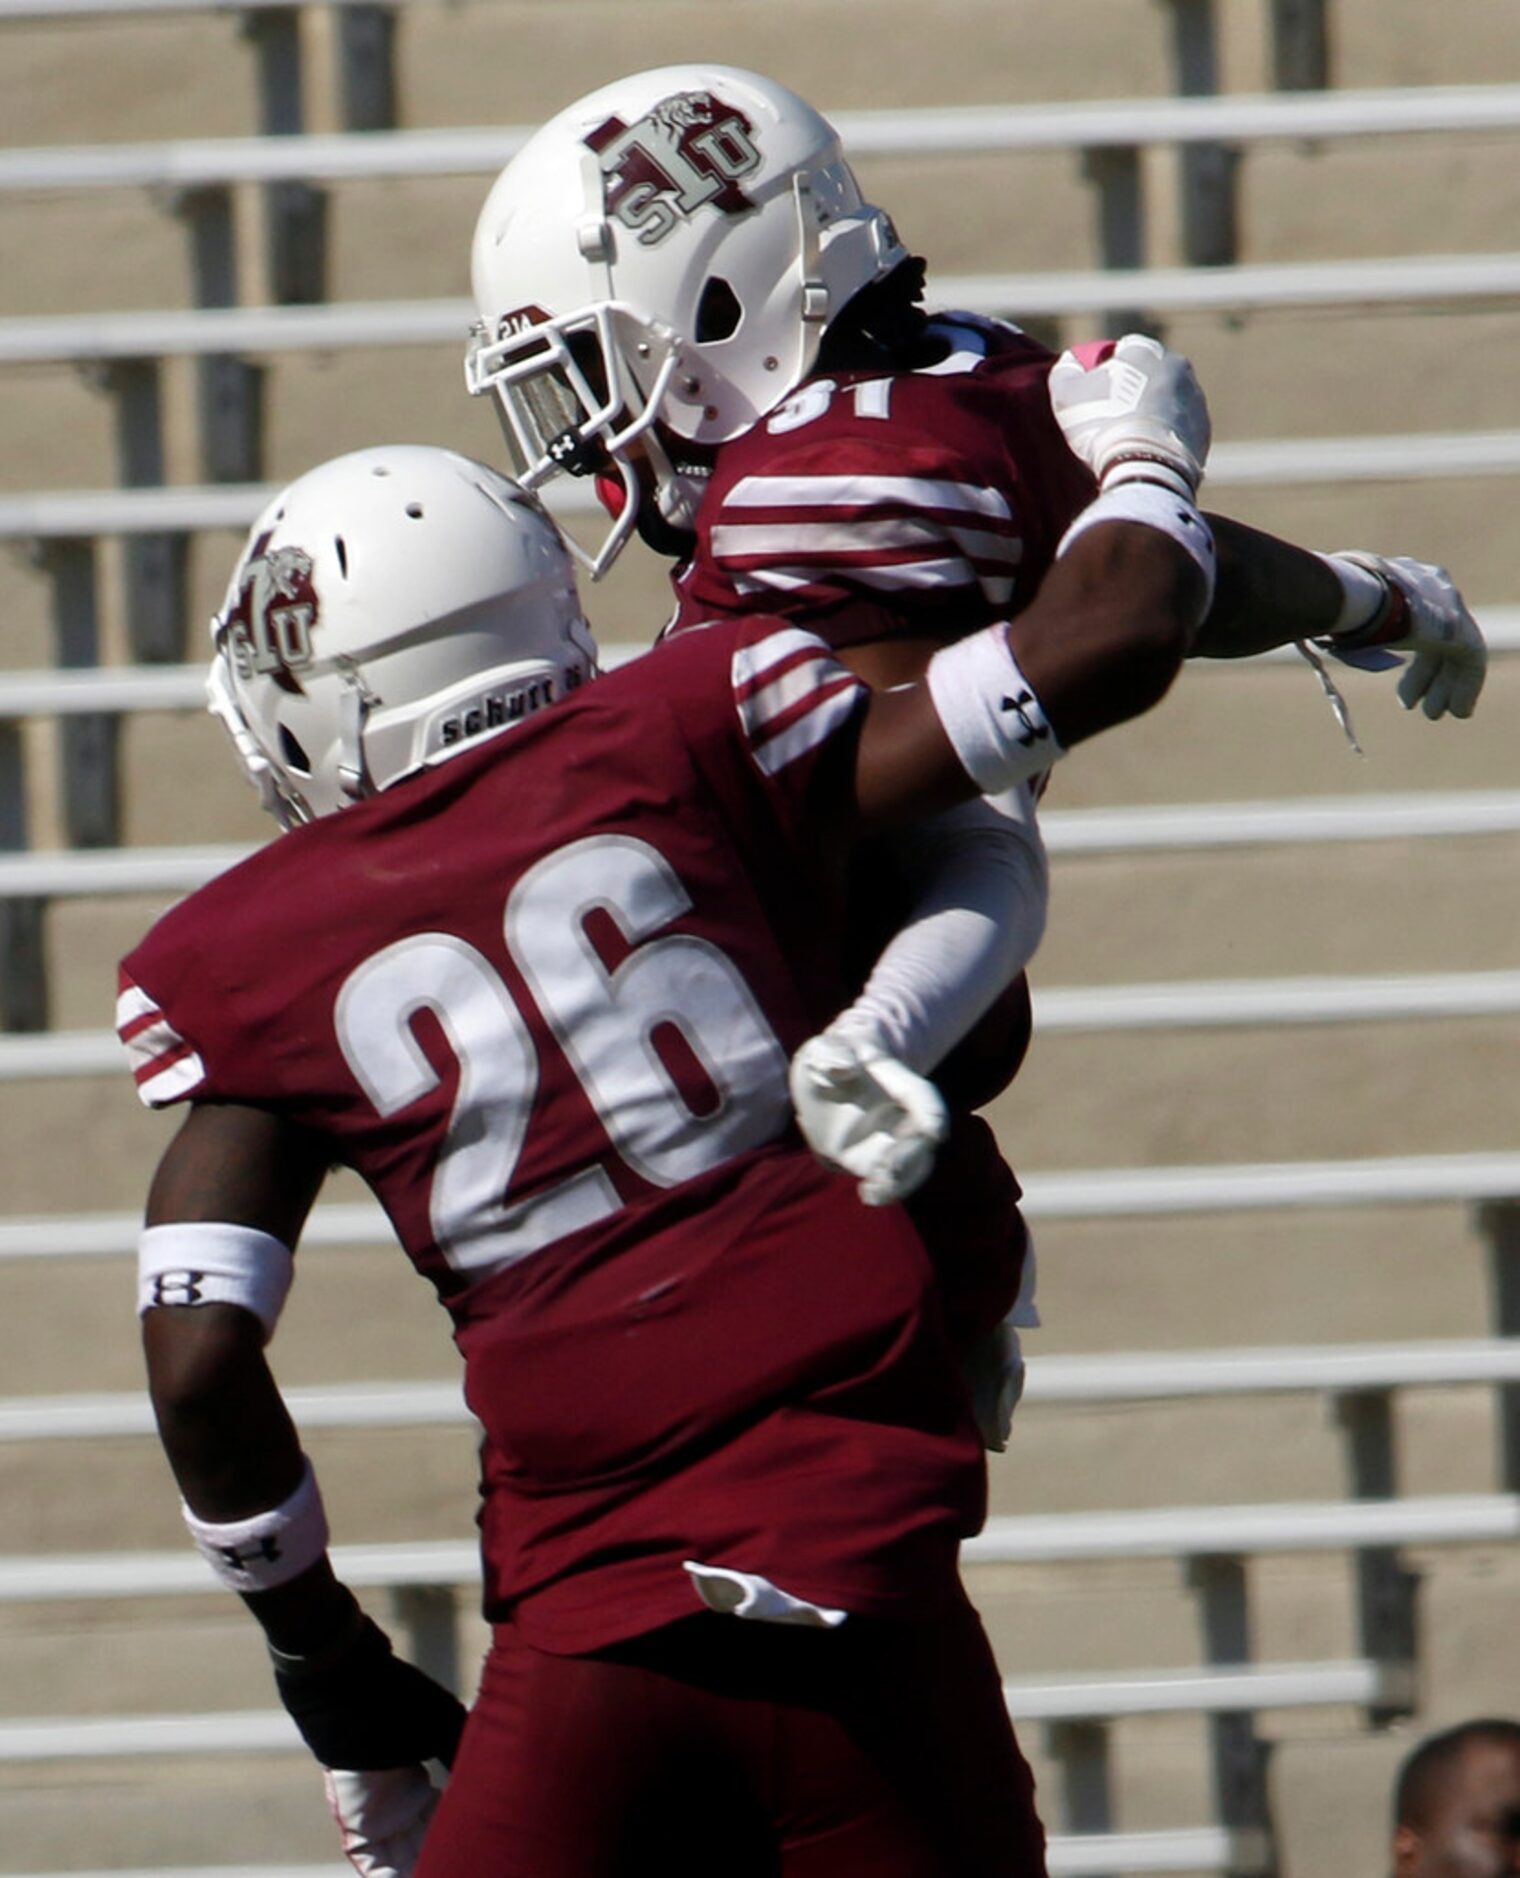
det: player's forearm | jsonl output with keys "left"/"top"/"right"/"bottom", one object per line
{"left": 838, "top": 792, "right": 1048, "bottom": 1073}
{"left": 143, "top": 1303, "right": 359, "bottom": 1653}
{"left": 1193, "top": 513, "right": 1344, "bottom": 657}
{"left": 143, "top": 1302, "right": 305, "bottom": 1518}
{"left": 1007, "top": 515, "right": 1208, "bottom": 745}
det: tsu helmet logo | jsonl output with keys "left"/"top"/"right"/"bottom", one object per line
{"left": 585, "top": 90, "right": 762, "bottom": 247}
{"left": 222, "top": 538, "right": 319, "bottom": 688}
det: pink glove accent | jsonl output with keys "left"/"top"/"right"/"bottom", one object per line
{"left": 1065, "top": 339, "right": 1118, "bottom": 369}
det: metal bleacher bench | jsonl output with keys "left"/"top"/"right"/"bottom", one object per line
{"left": 2, "top": 1337, "right": 1517, "bottom": 1876}
{"left": 2, "top": 1124, "right": 1518, "bottom": 1867}
{"left": 0, "top": 1374, "right": 1503, "bottom": 1870}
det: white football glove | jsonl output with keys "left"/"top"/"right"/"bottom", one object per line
{"left": 959, "top": 1317, "right": 1027, "bottom": 1455}
{"left": 1048, "top": 333, "right": 1212, "bottom": 499}
{"left": 1327, "top": 551, "right": 1487, "bottom": 720}
{"left": 789, "top": 1027, "right": 949, "bottom": 1208}
{"left": 324, "top": 1766, "right": 441, "bottom": 1878}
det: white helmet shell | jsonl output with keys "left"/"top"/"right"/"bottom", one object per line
{"left": 207, "top": 446, "right": 597, "bottom": 827}
{"left": 466, "top": 65, "right": 905, "bottom": 573}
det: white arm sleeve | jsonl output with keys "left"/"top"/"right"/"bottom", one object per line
{"left": 829, "top": 784, "right": 1049, "bottom": 1075}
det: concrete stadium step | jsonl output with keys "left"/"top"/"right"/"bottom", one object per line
{"left": 1041, "top": 832, "right": 1520, "bottom": 984}
{"left": 1018, "top": 1203, "right": 1501, "bottom": 1356}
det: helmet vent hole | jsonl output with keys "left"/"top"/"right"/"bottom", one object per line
{"left": 278, "top": 725, "right": 312, "bottom": 775}
{"left": 695, "top": 278, "right": 742, "bottom": 343}
{"left": 334, "top": 536, "right": 349, "bottom": 578}
{"left": 406, "top": 503, "right": 424, "bottom": 519}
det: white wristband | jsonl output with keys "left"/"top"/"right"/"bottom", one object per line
{"left": 138, "top": 1221, "right": 294, "bottom": 1343}
{"left": 925, "top": 628, "right": 1065, "bottom": 796}
{"left": 1057, "top": 481, "right": 1217, "bottom": 610}
{"left": 1313, "top": 551, "right": 1388, "bottom": 637}
{"left": 182, "top": 1457, "right": 329, "bottom": 1594}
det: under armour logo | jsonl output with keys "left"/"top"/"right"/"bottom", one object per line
{"left": 152, "top": 1271, "right": 206, "bottom": 1307}
{"left": 546, "top": 428, "right": 600, "bottom": 478}
{"left": 999, "top": 690, "right": 1051, "bottom": 749}
{"left": 217, "top": 1536, "right": 282, "bottom": 1571}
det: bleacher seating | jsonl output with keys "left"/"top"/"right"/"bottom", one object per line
{"left": 3, "top": 0, "right": 1519, "bottom": 1871}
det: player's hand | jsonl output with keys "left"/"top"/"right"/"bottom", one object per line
{"left": 959, "top": 1317, "right": 1027, "bottom": 1454}
{"left": 325, "top": 1765, "right": 441, "bottom": 1878}
{"left": 1327, "top": 551, "right": 1487, "bottom": 720}
{"left": 789, "top": 1028, "right": 948, "bottom": 1207}
{"left": 272, "top": 1613, "right": 466, "bottom": 1770}
{"left": 272, "top": 1614, "right": 464, "bottom": 1877}
{"left": 1049, "top": 333, "right": 1211, "bottom": 498}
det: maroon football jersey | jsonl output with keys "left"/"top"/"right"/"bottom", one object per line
{"left": 661, "top": 315, "right": 1087, "bottom": 1335}
{"left": 120, "top": 617, "right": 985, "bottom": 1649}
{"left": 664, "top": 313, "right": 1097, "bottom": 647}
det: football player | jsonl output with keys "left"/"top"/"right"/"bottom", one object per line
{"left": 124, "top": 410, "right": 1212, "bottom": 1876}
{"left": 465, "top": 64, "right": 1490, "bottom": 1438}
{"left": 1392, "top": 1719, "right": 1520, "bottom": 1878}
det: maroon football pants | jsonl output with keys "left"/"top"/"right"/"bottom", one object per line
{"left": 416, "top": 1603, "right": 1047, "bottom": 1877}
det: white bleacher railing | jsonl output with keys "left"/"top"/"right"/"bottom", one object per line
{"left": 4, "top": 252, "right": 1520, "bottom": 372}
{"left": 3, "top": 971, "right": 1519, "bottom": 1085}
{"left": 4, "top": 1153, "right": 1520, "bottom": 1263}
{"left": 1, "top": 87, "right": 1517, "bottom": 193}
{"left": 1, "top": 790, "right": 1516, "bottom": 904}
{"left": 1, "top": 619, "right": 1517, "bottom": 700}
{"left": 0, "top": 0, "right": 398, "bottom": 14}
{"left": 0, "top": 1660, "right": 1412, "bottom": 1761}
{"left": 21, "top": 1493, "right": 1515, "bottom": 1599}
{"left": 4, "top": 434, "right": 1520, "bottom": 548}
{"left": 5, "top": 1338, "right": 1520, "bottom": 1438}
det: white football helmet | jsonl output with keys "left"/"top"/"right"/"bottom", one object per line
{"left": 207, "top": 445, "right": 597, "bottom": 828}
{"left": 466, "top": 65, "right": 906, "bottom": 575}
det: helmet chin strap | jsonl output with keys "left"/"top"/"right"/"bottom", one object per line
{"left": 336, "top": 668, "right": 377, "bottom": 802}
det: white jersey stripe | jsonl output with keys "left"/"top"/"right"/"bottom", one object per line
{"left": 135, "top": 1047, "right": 208, "bottom": 1108}
{"left": 124, "top": 1019, "right": 201, "bottom": 1078}
{"left": 724, "top": 473, "right": 1013, "bottom": 522}
{"left": 732, "top": 558, "right": 1006, "bottom": 597}
{"left": 750, "top": 681, "right": 863, "bottom": 778}
{"left": 711, "top": 519, "right": 1023, "bottom": 568}
{"left": 117, "top": 981, "right": 208, "bottom": 1108}
{"left": 115, "top": 982, "right": 158, "bottom": 1034}
{"left": 736, "top": 649, "right": 858, "bottom": 744}
{"left": 731, "top": 630, "right": 864, "bottom": 776}
{"left": 731, "top": 626, "right": 833, "bottom": 688}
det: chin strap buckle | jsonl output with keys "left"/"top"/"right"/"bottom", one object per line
{"left": 336, "top": 666, "right": 378, "bottom": 800}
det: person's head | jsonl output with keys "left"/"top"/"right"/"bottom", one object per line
{"left": 208, "top": 445, "right": 597, "bottom": 828}
{"left": 465, "top": 64, "right": 908, "bottom": 574}
{"left": 1393, "top": 1720, "right": 1520, "bottom": 1877}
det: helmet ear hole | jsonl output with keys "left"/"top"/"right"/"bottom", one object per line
{"left": 278, "top": 724, "right": 312, "bottom": 774}
{"left": 695, "top": 277, "right": 742, "bottom": 343}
